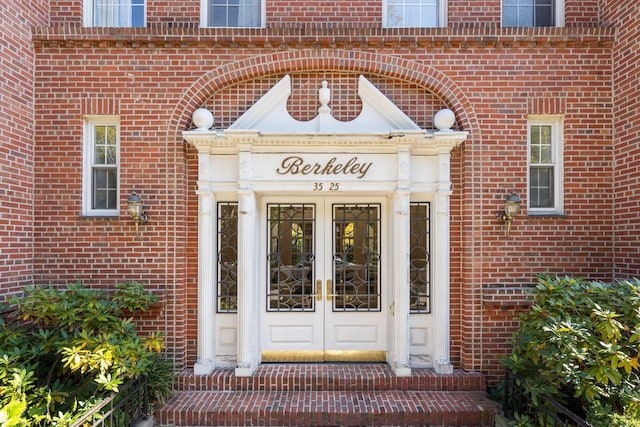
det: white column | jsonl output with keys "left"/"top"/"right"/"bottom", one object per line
{"left": 194, "top": 154, "right": 216, "bottom": 375}
{"left": 235, "top": 148, "right": 257, "bottom": 377}
{"left": 390, "top": 148, "right": 411, "bottom": 376}
{"left": 432, "top": 152, "right": 454, "bottom": 374}
{"left": 391, "top": 190, "right": 411, "bottom": 376}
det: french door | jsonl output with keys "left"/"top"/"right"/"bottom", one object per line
{"left": 260, "top": 197, "right": 388, "bottom": 362}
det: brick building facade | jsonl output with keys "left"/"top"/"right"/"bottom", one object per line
{"left": 1, "top": 0, "right": 639, "bottom": 389}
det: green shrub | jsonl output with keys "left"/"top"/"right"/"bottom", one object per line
{"left": 588, "top": 403, "right": 640, "bottom": 427}
{"left": 505, "top": 275, "right": 640, "bottom": 419}
{"left": 0, "top": 282, "right": 172, "bottom": 426}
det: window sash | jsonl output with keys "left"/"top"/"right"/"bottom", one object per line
{"left": 92, "top": 167, "right": 118, "bottom": 210}
{"left": 528, "top": 117, "right": 562, "bottom": 213}
{"left": 529, "top": 166, "right": 554, "bottom": 208}
{"left": 384, "top": 0, "right": 446, "bottom": 28}
{"left": 91, "top": 0, "right": 145, "bottom": 27}
{"left": 84, "top": 118, "right": 119, "bottom": 216}
{"left": 503, "top": 0, "right": 555, "bottom": 27}
{"left": 208, "top": 0, "right": 261, "bottom": 27}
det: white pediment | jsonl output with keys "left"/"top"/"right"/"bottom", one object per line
{"left": 227, "top": 75, "right": 423, "bottom": 135}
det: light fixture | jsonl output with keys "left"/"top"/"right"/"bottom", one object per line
{"left": 126, "top": 191, "right": 148, "bottom": 234}
{"left": 497, "top": 192, "right": 522, "bottom": 236}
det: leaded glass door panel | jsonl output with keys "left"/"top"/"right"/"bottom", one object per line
{"left": 261, "top": 197, "right": 387, "bottom": 362}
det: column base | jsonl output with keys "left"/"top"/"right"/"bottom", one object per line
{"left": 434, "top": 359, "right": 454, "bottom": 375}
{"left": 235, "top": 361, "right": 257, "bottom": 377}
{"left": 194, "top": 358, "right": 215, "bottom": 375}
{"left": 391, "top": 361, "right": 412, "bottom": 377}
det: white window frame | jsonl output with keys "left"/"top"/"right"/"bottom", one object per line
{"left": 200, "top": 0, "right": 265, "bottom": 28}
{"left": 527, "top": 115, "right": 564, "bottom": 215}
{"left": 383, "top": 0, "right": 448, "bottom": 28}
{"left": 501, "top": 0, "right": 564, "bottom": 27}
{"left": 83, "top": 0, "right": 146, "bottom": 28}
{"left": 82, "top": 116, "right": 120, "bottom": 217}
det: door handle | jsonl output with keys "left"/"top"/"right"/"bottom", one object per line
{"left": 326, "top": 279, "right": 335, "bottom": 301}
{"left": 314, "top": 279, "right": 322, "bottom": 302}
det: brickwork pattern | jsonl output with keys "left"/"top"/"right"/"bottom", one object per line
{"left": 174, "top": 364, "right": 486, "bottom": 391}
{"left": 0, "top": 0, "right": 48, "bottom": 301}
{"left": 31, "top": 25, "right": 616, "bottom": 380}
{"left": 604, "top": 1, "right": 640, "bottom": 277}
{"left": 47, "top": 0, "right": 601, "bottom": 27}
{"left": 159, "top": 364, "right": 497, "bottom": 426}
{"left": 0, "top": 0, "right": 627, "bottom": 387}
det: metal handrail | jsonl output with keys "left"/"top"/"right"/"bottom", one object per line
{"left": 70, "top": 377, "right": 149, "bottom": 427}
{"left": 503, "top": 370, "right": 591, "bottom": 427}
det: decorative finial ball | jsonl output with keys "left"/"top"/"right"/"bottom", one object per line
{"left": 192, "top": 108, "right": 214, "bottom": 131}
{"left": 434, "top": 108, "right": 456, "bottom": 132}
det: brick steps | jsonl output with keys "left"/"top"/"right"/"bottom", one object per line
{"left": 172, "top": 364, "right": 488, "bottom": 392}
{"left": 157, "top": 364, "right": 499, "bottom": 426}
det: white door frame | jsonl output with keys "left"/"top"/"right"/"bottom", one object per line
{"left": 182, "top": 75, "right": 467, "bottom": 377}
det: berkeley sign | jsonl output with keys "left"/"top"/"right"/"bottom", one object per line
{"left": 276, "top": 155, "right": 373, "bottom": 179}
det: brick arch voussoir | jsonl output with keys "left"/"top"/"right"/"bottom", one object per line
{"left": 168, "top": 50, "right": 478, "bottom": 138}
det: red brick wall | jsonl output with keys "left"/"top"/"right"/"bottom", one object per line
{"left": 602, "top": 2, "right": 640, "bottom": 278}
{"left": 47, "top": 0, "right": 601, "bottom": 27}
{"left": 0, "top": 0, "right": 48, "bottom": 301}
{"left": 31, "top": 24, "right": 616, "bottom": 382}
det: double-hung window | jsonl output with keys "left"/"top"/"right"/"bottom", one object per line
{"left": 528, "top": 116, "right": 563, "bottom": 215}
{"left": 502, "top": 0, "right": 564, "bottom": 27}
{"left": 84, "top": 0, "right": 145, "bottom": 27}
{"left": 83, "top": 116, "right": 119, "bottom": 217}
{"left": 384, "top": 0, "right": 447, "bottom": 28}
{"left": 202, "top": 0, "right": 262, "bottom": 27}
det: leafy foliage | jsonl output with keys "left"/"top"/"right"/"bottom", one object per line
{"left": 505, "top": 275, "right": 640, "bottom": 422}
{"left": 0, "top": 282, "right": 172, "bottom": 426}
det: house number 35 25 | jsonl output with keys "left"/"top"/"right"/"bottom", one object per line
{"left": 313, "top": 182, "right": 340, "bottom": 191}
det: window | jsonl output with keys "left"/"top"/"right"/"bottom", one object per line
{"left": 409, "top": 202, "right": 430, "bottom": 313}
{"left": 502, "top": 0, "right": 564, "bottom": 27}
{"left": 384, "top": 0, "right": 447, "bottom": 28}
{"left": 83, "top": 117, "right": 119, "bottom": 217}
{"left": 84, "top": 0, "right": 145, "bottom": 27}
{"left": 202, "top": 0, "right": 262, "bottom": 27}
{"left": 217, "top": 202, "right": 238, "bottom": 313}
{"left": 528, "top": 116, "right": 563, "bottom": 214}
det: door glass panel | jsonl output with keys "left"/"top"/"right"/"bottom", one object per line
{"left": 217, "top": 202, "right": 238, "bottom": 313}
{"left": 267, "top": 204, "right": 315, "bottom": 311}
{"left": 410, "top": 202, "right": 431, "bottom": 313}
{"left": 333, "top": 204, "right": 380, "bottom": 311}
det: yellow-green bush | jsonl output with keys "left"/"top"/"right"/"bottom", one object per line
{"left": 0, "top": 282, "right": 172, "bottom": 426}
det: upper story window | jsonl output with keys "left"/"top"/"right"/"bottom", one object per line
{"left": 384, "top": 0, "right": 447, "bottom": 28}
{"left": 502, "top": 0, "right": 564, "bottom": 27}
{"left": 83, "top": 116, "right": 119, "bottom": 217}
{"left": 84, "top": 0, "right": 145, "bottom": 27}
{"left": 528, "top": 116, "right": 563, "bottom": 215}
{"left": 202, "top": 0, "right": 262, "bottom": 27}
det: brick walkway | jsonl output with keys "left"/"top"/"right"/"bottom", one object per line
{"left": 157, "top": 364, "right": 498, "bottom": 426}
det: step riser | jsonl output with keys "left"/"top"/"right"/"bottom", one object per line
{"left": 174, "top": 366, "right": 486, "bottom": 392}
{"left": 159, "top": 365, "right": 497, "bottom": 427}
{"left": 159, "top": 390, "right": 497, "bottom": 427}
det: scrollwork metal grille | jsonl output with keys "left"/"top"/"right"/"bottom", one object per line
{"left": 410, "top": 202, "right": 431, "bottom": 313}
{"left": 217, "top": 202, "right": 238, "bottom": 313}
{"left": 267, "top": 204, "right": 316, "bottom": 311}
{"left": 332, "top": 204, "right": 381, "bottom": 312}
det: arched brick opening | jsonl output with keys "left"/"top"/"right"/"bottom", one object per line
{"left": 167, "top": 49, "right": 484, "bottom": 373}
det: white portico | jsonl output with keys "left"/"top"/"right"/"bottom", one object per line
{"left": 183, "top": 75, "right": 467, "bottom": 377}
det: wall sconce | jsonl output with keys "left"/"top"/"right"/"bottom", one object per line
{"left": 126, "top": 191, "right": 148, "bottom": 234}
{"left": 497, "top": 192, "right": 522, "bottom": 236}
